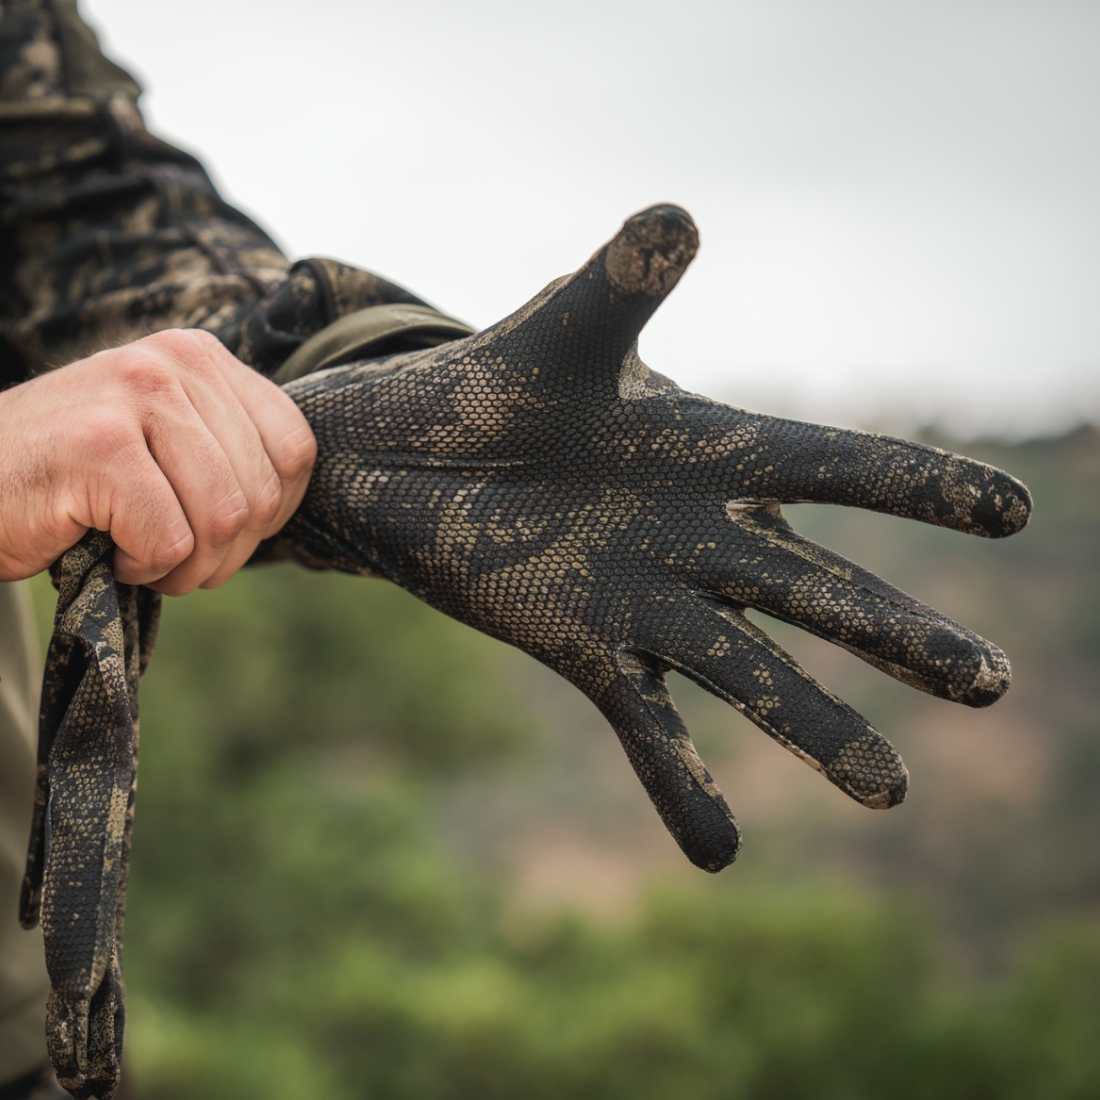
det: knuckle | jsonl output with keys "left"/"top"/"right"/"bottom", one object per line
{"left": 148, "top": 527, "right": 194, "bottom": 573}
{"left": 205, "top": 491, "right": 250, "bottom": 546}
{"left": 139, "top": 328, "right": 227, "bottom": 380}
{"left": 118, "top": 522, "right": 193, "bottom": 586}
{"left": 273, "top": 421, "right": 317, "bottom": 482}
{"left": 145, "top": 326, "right": 218, "bottom": 356}
{"left": 141, "top": 327, "right": 192, "bottom": 353}
{"left": 104, "top": 350, "right": 179, "bottom": 400}
{"left": 250, "top": 470, "right": 283, "bottom": 527}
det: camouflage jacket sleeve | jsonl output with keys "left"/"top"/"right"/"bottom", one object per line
{"left": 0, "top": 0, "right": 455, "bottom": 385}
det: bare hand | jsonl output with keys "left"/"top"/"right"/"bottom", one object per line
{"left": 0, "top": 329, "right": 316, "bottom": 594}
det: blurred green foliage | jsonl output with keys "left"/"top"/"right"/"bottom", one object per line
{"left": 28, "top": 430, "right": 1100, "bottom": 1099}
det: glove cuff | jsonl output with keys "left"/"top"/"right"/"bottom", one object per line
{"left": 272, "top": 303, "right": 474, "bottom": 384}
{"left": 225, "top": 256, "right": 472, "bottom": 379}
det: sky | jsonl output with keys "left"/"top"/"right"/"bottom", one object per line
{"left": 81, "top": 0, "right": 1099, "bottom": 438}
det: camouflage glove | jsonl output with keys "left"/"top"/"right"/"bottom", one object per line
{"left": 267, "top": 203, "right": 1032, "bottom": 872}
{"left": 20, "top": 533, "right": 157, "bottom": 1100}
{"left": 23, "top": 203, "right": 1031, "bottom": 1098}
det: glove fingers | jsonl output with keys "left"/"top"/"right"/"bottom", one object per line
{"left": 36, "top": 534, "right": 134, "bottom": 1003}
{"left": 591, "top": 648, "right": 742, "bottom": 873}
{"left": 668, "top": 400, "right": 1030, "bottom": 538}
{"left": 697, "top": 505, "right": 1011, "bottom": 706}
{"left": 46, "top": 947, "right": 124, "bottom": 1100}
{"left": 642, "top": 595, "right": 909, "bottom": 811}
{"left": 751, "top": 419, "right": 1031, "bottom": 538}
{"left": 464, "top": 205, "right": 699, "bottom": 400}
{"left": 25, "top": 532, "right": 154, "bottom": 1098}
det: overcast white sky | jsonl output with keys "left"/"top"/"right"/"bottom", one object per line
{"left": 82, "top": 0, "right": 1099, "bottom": 438}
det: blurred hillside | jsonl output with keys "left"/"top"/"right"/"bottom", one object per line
{"left": 30, "top": 425, "right": 1099, "bottom": 1098}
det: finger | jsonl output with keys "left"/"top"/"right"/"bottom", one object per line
{"left": 140, "top": 397, "right": 248, "bottom": 595}
{"left": 151, "top": 333, "right": 315, "bottom": 589}
{"left": 169, "top": 355, "right": 285, "bottom": 589}
{"left": 697, "top": 504, "right": 1011, "bottom": 706}
{"left": 107, "top": 446, "right": 195, "bottom": 586}
{"left": 730, "top": 414, "right": 1031, "bottom": 538}
{"left": 216, "top": 353, "right": 317, "bottom": 534}
{"left": 642, "top": 595, "right": 909, "bottom": 811}
{"left": 590, "top": 648, "right": 742, "bottom": 873}
{"left": 466, "top": 204, "right": 699, "bottom": 401}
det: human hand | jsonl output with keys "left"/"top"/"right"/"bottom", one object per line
{"left": 0, "top": 329, "right": 316, "bottom": 595}
{"left": 272, "top": 204, "right": 1032, "bottom": 871}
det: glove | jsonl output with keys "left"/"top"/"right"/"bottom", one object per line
{"left": 20, "top": 533, "right": 158, "bottom": 1100}
{"left": 266, "top": 203, "right": 1032, "bottom": 871}
{"left": 28, "top": 204, "right": 1031, "bottom": 1098}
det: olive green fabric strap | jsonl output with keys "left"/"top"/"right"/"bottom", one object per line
{"left": 272, "top": 304, "right": 474, "bottom": 385}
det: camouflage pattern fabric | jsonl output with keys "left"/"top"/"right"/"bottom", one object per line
{"left": 1, "top": 3, "right": 1032, "bottom": 1098}
{"left": 0, "top": 0, "right": 437, "bottom": 385}
{"left": 265, "top": 204, "right": 1030, "bottom": 870}
{"left": 18, "top": 533, "right": 156, "bottom": 1100}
